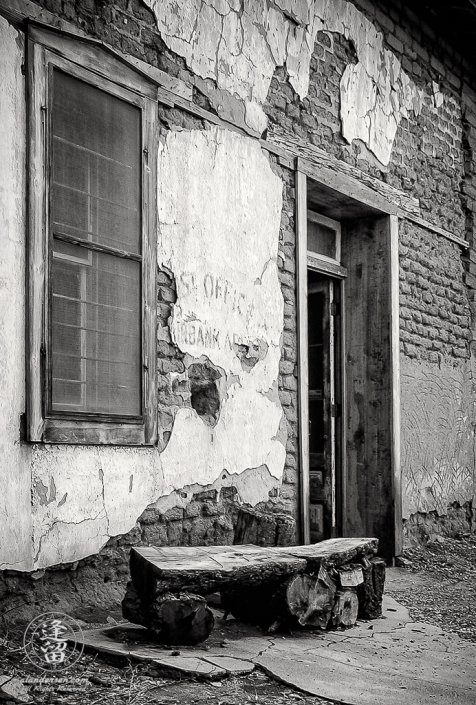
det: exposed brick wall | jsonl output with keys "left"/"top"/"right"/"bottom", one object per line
{"left": 264, "top": 26, "right": 466, "bottom": 235}
{"left": 264, "top": 32, "right": 353, "bottom": 162}
{"left": 389, "top": 97, "right": 464, "bottom": 234}
{"left": 0, "top": 489, "right": 295, "bottom": 625}
{"left": 399, "top": 220, "right": 472, "bottom": 363}
{"left": 274, "top": 159, "right": 299, "bottom": 518}
{"left": 262, "top": 0, "right": 474, "bottom": 373}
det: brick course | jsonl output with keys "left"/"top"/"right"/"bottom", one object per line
{"left": 399, "top": 221, "right": 471, "bottom": 363}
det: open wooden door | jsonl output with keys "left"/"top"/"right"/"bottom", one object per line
{"left": 307, "top": 275, "right": 342, "bottom": 542}
{"left": 296, "top": 166, "right": 400, "bottom": 559}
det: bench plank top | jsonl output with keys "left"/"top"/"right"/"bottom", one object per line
{"left": 130, "top": 538, "right": 378, "bottom": 599}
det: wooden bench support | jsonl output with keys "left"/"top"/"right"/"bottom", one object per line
{"left": 123, "top": 583, "right": 215, "bottom": 645}
{"left": 123, "top": 538, "right": 383, "bottom": 644}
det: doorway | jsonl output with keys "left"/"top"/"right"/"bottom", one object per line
{"left": 307, "top": 270, "right": 342, "bottom": 542}
{"left": 296, "top": 165, "right": 401, "bottom": 560}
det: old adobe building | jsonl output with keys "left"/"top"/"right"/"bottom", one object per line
{"left": 1, "top": 0, "right": 475, "bottom": 619}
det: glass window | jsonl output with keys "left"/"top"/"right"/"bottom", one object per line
{"left": 27, "top": 27, "right": 157, "bottom": 444}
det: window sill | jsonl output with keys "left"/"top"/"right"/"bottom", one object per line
{"left": 40, "top": 418, "right": 155, "bottom": 445}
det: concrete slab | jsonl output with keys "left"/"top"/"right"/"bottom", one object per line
{"left": 256, "top": 596, "right": 476, "bottom": 704}
{"left": 79, "top": 594, "right": 476, "bottom": 702}
{"left": 80, "top": 624, "right": 257, "bottom": 679}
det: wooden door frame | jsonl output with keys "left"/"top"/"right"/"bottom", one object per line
{"left": 296, "top": 163, "right": 402, "bottom": 557}
{"left": 307, "top": 277, "right": 337, "bottom": 541}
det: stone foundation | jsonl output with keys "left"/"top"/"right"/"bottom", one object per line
{"left": 0, "top": 493, "right": 295, "bottom": 626}
{"left": 403, "top": 501, "right": 476, "bottom": 547}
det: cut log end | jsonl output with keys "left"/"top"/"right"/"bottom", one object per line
{"left": 331, "top": 589, "right": 359, "bottom": 628}
{"left": 122, "top": 582, "right": 214, "bottom": 646}
{"left": 286, "top": 569, "right": 336, "bottom": 629}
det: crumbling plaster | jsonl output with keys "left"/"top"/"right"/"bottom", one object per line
{"left": 157, "top": 127, "right": 286, "bottom": 490}
{"left": 401, "top": 357, "right": 476, "bottom": 519}
{"left": 145, "top": 0, "right": 436, "bottom": 165}
{"left": 0, "top": 16, "right": 286, "bottom": 572}
{"left": 0, "top": 18, "right": 32, "bottom": 571}
{"left": 28, "top": 127, "right": 286, "bottom": 570}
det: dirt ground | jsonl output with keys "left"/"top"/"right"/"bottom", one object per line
{"left": 386, "top": 533, "right": 476, "bottom": 643}
{"left": 1, "top": 534, "right": 475, "bottom": 705}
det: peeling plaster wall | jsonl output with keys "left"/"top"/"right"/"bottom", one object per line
{"left": 21, "top": 126, "right": 287, "bottom": 570}
{"left": 401, "top": 358, "right": 475, "bottom": 519}
{"left": 2, "top": 0, "right": 476, "bottom": 579}
{"left": 0, "top": 18, "right": 32, "bottom": 571}
{"left": 157, "top": 127, "right": 286, "bottom": 492}
{"left": 30, "top": 446, "right": 163, "bottom": 569}
{"left": 0, "top": 13, "right": 287, "bottom": 570}
{"left": 145, "top": 0, "right": 429, "bottom": 164}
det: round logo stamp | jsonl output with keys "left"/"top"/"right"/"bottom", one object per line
{"left": 23, "top": 612, "right": 84, "bottom": 671}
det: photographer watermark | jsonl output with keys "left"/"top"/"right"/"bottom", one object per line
{"left": 23, "top": 677, "right": 91, "bottom": 694}
{"left": 23, "top": 612, "right": 84, "bottom": 671}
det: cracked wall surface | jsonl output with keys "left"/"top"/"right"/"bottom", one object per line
{"left": 145, "top": 0, "right": 429, "bottom": 164}
{"left": 157, "top": 127, "right": 286, "bottom": 491}
{"left": 401, "top": 358, "right": 475, "bottom": 519}
{"left": 0, "top": 12, "right": 287, "bottom": 571}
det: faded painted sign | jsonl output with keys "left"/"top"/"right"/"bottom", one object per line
{"left": 158, "top": 127, "right": 286, "bottom": 487}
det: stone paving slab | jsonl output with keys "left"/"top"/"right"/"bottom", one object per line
{"left": 79, "top": 622, "right": 258, "bottom": 679}
{"left": 256, "top": 596, "right": 476, "bottom": 704}
{"left": 79, "top": 594, "right": 476, "bottom": 702}
{"left": 256, "top": 649, "right": 468, "bottom": 705}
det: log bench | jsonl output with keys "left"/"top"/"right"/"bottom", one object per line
{"left": 122, "top": 538, "right": 385, "bottom": 645}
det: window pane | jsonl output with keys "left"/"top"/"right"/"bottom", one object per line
{"left": 52, "top": 70, "right": 141, "bottom": 255}
{"left": 51, "top": 243, "right": 141, "bottom": 416}
{"left": 308, "top": 220, "right": 337, "bottom": 259}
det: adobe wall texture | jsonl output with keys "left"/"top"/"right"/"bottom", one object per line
{"left": 261, "top": 0, "right": 476, "bottom": 538}
{"left": 1, "top": 0, "right": 476, "bottom": 621}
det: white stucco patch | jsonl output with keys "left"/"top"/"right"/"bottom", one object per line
{"left": 0, "top": 18, "right": 32, "bottom": 570}
{"left": 158, "top": 127, "right": 286, "bottom": 489}
{"left": 144, "top": 0, "right": 438, "bottom": 165}
{"left": 30, "top": 445, "right": 163, "bottom": 568}
{"left": 401, "top": 358, "right": 476, "bottom": 519}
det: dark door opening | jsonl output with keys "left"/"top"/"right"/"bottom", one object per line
{"left": 297, "top": 169, "right": 400, "bottom": 558}
{"left": 307, "top": 271, "right": 342, "bottom": 542}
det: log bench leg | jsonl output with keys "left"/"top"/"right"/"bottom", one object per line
{"left": 357, "top": 558, "right": 386, "bottom": 619}
{"left": 221, "top": 566, "right": 338, "bottom": 631}
{"left": 122, "top": 582, "right": 215, "bottom": 646}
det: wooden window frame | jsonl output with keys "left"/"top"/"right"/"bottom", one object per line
{"left": 307, "top": 209, "right": 341, "bottom": 268}
{"left": 27, "top": 25, "right": 157, "bottom": 445}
